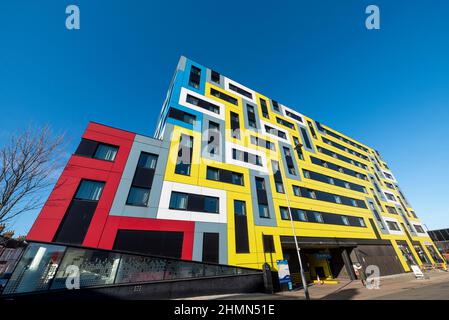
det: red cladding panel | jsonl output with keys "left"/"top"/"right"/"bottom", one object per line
{"left": 27, "top": 122, "right": 135, "bottom": 244}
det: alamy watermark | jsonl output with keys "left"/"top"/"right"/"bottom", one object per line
{"left": 65, "top": 5, "right": 80, "bottom": 30}
{"left": 65, "top": 5, "right": 380, "bottom": 31}
{"left": 65, "top": 265, "right": 80, "bottom": 290}
{"left": 366, "top": 5, "right": 380, "bottom": 30}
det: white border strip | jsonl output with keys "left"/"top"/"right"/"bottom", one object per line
{"left": 225, "top": 142, "right": 268, "bottom": 173}
{"left": 157, "top": 181, "right": 227, "bottom": 224}
{"left": 260, "top": 120, "right": 291, "bottom": 144}
{"left": 383, "top": 217, "right": 404, "bottom": 235}
{"left": 224, "top": 77, "right": 257, "bottom": 104}
{"left": 179, "top": 87, "right": 225, "bottom": 121}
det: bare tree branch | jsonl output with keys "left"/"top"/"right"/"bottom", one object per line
{"left": 0, "top": 125, "right": 67, "bottom": 225}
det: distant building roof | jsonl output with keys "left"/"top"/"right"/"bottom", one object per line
{"left": 428, "top": 229, "right": 449, "bottom": 242}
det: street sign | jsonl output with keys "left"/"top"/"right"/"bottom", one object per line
{"left": 411, "top": 265, "right": 425, "bottom": 279}
{"left": 277, "top": 260, "right": 292, "bottom": 290}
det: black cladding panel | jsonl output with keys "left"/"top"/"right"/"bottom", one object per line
{"left": 74, "top": 139, "right": 98, "bottom": 158}
{"left": 54, "top": 199, "right": 98, "bottom": 245}
{"left": 202, "top": 233, "right": 219, "bottom": 264}
{"left": 113, "top": 230, "right": 184, "bottom": 259}
{"left": 235, "top": 215, "right": 250, "bottom": 253}
{"left": 132, "top": 167, "right": 155, "bottom": 189}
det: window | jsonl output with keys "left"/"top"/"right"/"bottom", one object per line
{"left": 169, "top": 192, "right": 188, "bottom": 210}
{"left": 169, "top": 192, "right": 219, "bottom": 214}
{"left": 186, "top": 94, "right": 220, "bottom": 114}
{"left": 207, "top": 121, "right": 220, "bottom": 155}
{"left": 308, "top": 189, "right": 317, "bottom": 199}
{"left": 384, "top": 172, "right": 393, "bottom": 180}
{"left": 275, "top": 182, "right": 285, "bottom": 193}
{"left": 137, "top": 152, "right": 158, "bottom": 169}
{"left": 204, "top": 196, "right": 219, "bottom": 213}
{"left": 259, "top": 204, "right": 270, "bottom": 218}
{"left": 276, "top": 117, "right": 295, "bottom": 129}
{"left": 293, "top": 185, "right": 301, "bottom": 196}
{"left": 385, "top": 192, "right": 396, "bottom": 201}
{"left": 255, "top": 177, "right": 266, "bottom": 190}
{"left": 260, "top": 98, "right": 269, "bottom": 118}
{"left": 230, "top": 111, "right": 240, "bottom": 139}
{"left": 210, "top": 88, "right": 238, "bottom": 105}
{"left": 283, "top": 146, "right": 296, "bottom": 175}
{"left": 229, "top": 83, "right": 252, "bottom": 99}
{"left": 211, "top": 70, "right": 220, "bottom": 83}
{"left": 334, "top": 195, "right": 342, "bottom": 204}
{"left": 231, "top": 173, "right": 244, "bottom": 185}
{"left": 188, "top": 65, "right": 201, "bottom": 89}
{"left": 358, "top": 218, "right": 366, "bottom": 227}
{"left": 168, "top": 107, "right": 196, "bottom": 125}
{"left": 206, "top": 167, "right": 219, "bottom": 181}
{"left": 307, "top": 121, "right": 317, "bottom": 139}
{"left": 263, "top": 235, "right": 275, "bottom": 253}
{"left": 280, "top": 207, "right": 290, "bottom": 220}
{"left": 232, "top": 148, "right": 262, "bottom": 167}
{"left": 285, "top": 110, "right": 303, "bottom": 122}
{"left": 342, "top": 216, "right": 350, "bottom": 226}
{"left": 234, "top": 200, "right": 246, "bottom": 216}
{"left": 126, "top": 187, "right": 150, "bottom": 206}
{"left": 272, "top": 100, "right": 280, "bottom": 111}
{"left": 250, "top": 136, "right": 275, "bottom": 151}
{"left": 386, "top": 221, "right": 400, "bottom": 231}
{"left": 312, "top": 212, "right": 324, "bottom": 223}
{"left": 175, "top": 134, "right": 193, "bottom": 176}
{"left": 295, "top": 209, "right": 308, "bottom": 222}
{"left": 247, "top": 105, "right": 257, "bottom": 128}
{"left": 292, "top": 137, "right": 304, "bottom": 160}
{"left": 386, "top": 206, "right": 398, "bottom": 214}
{"left": 414, "top": 225, "right": 425, "bottom": 233}
{"left": 125, "top": 152, "right": 158, "bottom": 207}
{"left": 300, "top": 127, "right": 312, "bottom": 149}
{"left": 265, "top": 125, "right": 287, "bottom": 139}
{"left": 93, "top": 144, "right": 118, "bottom": 161}
{"left": 75, "top": 180, "right": 105, "bottom": 201}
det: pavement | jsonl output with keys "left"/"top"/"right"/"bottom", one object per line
{"left": 182, "top": 269, "right": 449, "bottom": 300}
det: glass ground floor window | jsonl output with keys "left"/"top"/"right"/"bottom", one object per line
{"left": 397, "top": 242, "right": 418, "bottom": 267}
{"left": 3, "top": 243, "right": 66, "bottom": 294}
{"left": 426, "top": 245, "right": 444, "bottom": 263}
{"left": 2, "top": 242, "right": 258, "bottom": 295}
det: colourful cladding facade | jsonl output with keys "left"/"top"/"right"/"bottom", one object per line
{"left": 28, "top": 57, "right": 445, "bottom": 278}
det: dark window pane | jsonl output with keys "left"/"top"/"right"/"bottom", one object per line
{"left": 234, "top": 200, "right": 246, "bottom": 216}
{"left": 94, "top": 144, "right": 118, "bottom": 161}
{"left": 75, "top": 180, "right": 105, "bottom": 201}
{"left": 126, "top": 187, "right": 150, "bottom": 206}
{"left": 204, "top": 196, "right": 219, "bottom": 213}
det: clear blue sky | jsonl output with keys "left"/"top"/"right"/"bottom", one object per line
{"left": 1, "top": 0, "right": 448, "bottom": 235}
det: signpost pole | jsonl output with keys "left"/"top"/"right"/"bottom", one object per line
{"left": 279, "top": 151, "right": 310, "bottom": 300}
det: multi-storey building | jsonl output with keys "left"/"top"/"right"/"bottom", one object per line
{"left": 26, "top": 56, "right": 445, "bottom": 283}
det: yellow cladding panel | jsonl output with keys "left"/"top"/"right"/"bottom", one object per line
{"left": 161, "top": 63, "right": 445, "bottom": 271}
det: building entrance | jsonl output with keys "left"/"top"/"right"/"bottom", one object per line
{"left": 281, "top": 245, "right": 355, "bottom": 286}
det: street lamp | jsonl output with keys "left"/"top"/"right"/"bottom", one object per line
{"left": 280, "top": 142, "right": 310, "bottom": 300}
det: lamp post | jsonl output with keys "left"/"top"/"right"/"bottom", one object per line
{"left": 280, "top": 143, "right": 310, "bottom": 300}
